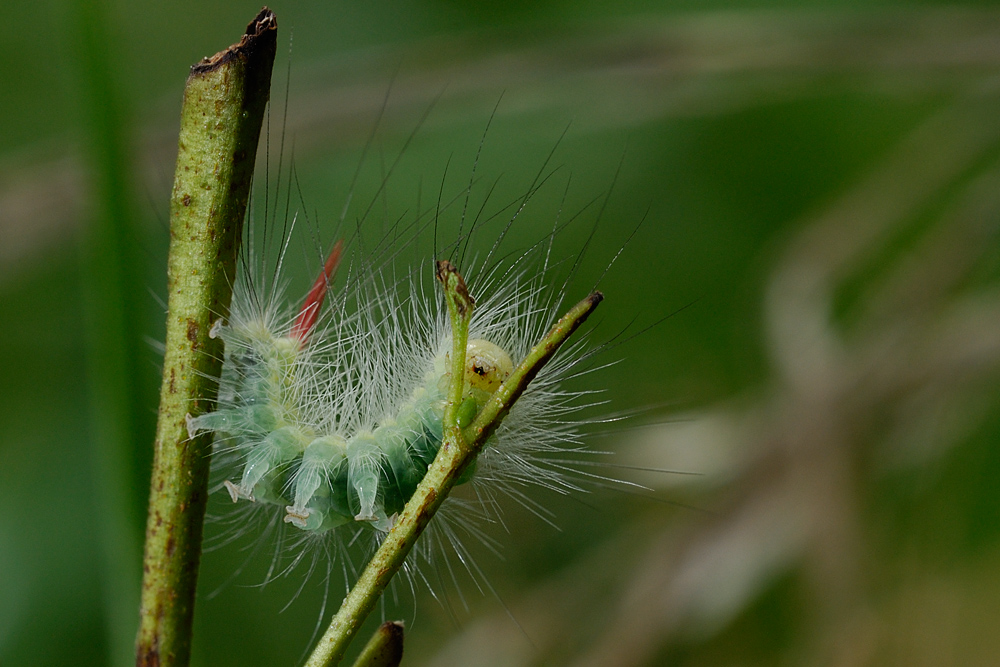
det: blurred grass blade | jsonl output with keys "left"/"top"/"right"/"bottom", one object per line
{"left": 73, "top": 0, "right": 144, "bottom": 664}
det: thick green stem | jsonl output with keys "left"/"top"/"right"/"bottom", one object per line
{"left": 304, "top": 262, "right": 603, "bottom": 667}
{"left": 135, "top": 10, "right": 276, "bottom": 667}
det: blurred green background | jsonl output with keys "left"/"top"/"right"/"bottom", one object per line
{"left": 4, "top": 1, "right": 1000, "bottom": 665}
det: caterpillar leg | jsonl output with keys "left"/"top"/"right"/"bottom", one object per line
{"left": 233, "top": 426, "right": 308, "bottom": 502}
{"left": 187, "top": 404, "right": 278, "bottom": 439}
{"left": 347, "top": 434, "right": 389, "bottom": 525}
{"left": 284, "top": 435, "right": 349, "bottom": 531}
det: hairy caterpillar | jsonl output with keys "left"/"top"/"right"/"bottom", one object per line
{"left": 192, "top": 92, "right": 638, "bottom": 618}
{"left": 187, "top": 242, "right": 523, "bottom": 535}
{"left": 188, "top": 160, "right": 620, "bottom": 560}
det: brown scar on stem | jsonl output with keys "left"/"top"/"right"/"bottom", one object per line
{"left": 190, "top": 8, "right": 277, "bottom": 76}
{"left": 435, "top": 260, "right": 474, "bottom": 315}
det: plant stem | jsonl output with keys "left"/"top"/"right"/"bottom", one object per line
{"left": 135, "top": 10, "right": 276, "bottom": 667}
{"left": 350, "top": 622, "right": 405, "bottom": 667}
{"left": 462, "top": 290, "right": 605, "bottom": 445}
{"left": 438, "top": 260, "right": 475, "bottom": 435}
{"left": 304, "top": 261, "right": 603, "bottom": 667}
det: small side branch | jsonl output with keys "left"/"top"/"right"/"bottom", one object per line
{"left": 437, "top": 259, "right": 475, "bottom": 433}
{"left": 304, "top": 265, "right": 602, "bottom": 667}
{"left": 135, "top": 9, "right": 277, "bottom": 667}
{"left": 350, "top": 622, "right": 405, "bottom": 667}
{"left": 463, "top": 290, "right": 603, "bottom": 445}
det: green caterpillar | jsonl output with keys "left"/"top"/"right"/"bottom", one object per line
{"left": 190, "top": 333, "right": 511, "bottom": 534}
{"left": 188, "top": 243, "right": 522, "bottom": 536}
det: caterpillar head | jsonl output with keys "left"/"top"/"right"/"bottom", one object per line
{"left": 464, "top": 338, "right": 513, "bottom": 398}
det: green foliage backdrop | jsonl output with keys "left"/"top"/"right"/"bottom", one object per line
{"left": 3, "top": 1, "right": 1000, "bottom": 665}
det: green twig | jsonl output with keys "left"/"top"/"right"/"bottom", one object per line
{"left": 438, "top": 260, "right": 475, "bottom": 438}
{"left": 135, "top": 9, "right": 277, "bottom": 667}
{"left": 304, "top": 260, "right": 603, "bottom": 666}
{"left": 350, "top": 622, "right": 405, "bottom": 667}
{"left": 462, "top": 290, "right": 605, "bottom": 445}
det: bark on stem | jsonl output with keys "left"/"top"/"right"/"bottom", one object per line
{"left": 135, "top": 9, "right": 276, "bottom": 667}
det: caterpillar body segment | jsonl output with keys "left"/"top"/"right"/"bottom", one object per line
{"left": 190, "top": 313, "right": 515, "bottom": 536}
